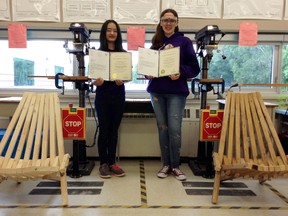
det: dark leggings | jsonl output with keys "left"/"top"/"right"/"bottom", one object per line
{"left": 95, "top": 94, "right": 125, "bottom": 165}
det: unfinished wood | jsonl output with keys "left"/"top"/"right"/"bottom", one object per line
{"left": 212, "top": 92, "right": 288, "bottom": 204}
{"left": 0, "top": 92, "right": 70, "bottom": 206}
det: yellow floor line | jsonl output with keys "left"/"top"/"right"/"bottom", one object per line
{"left": 0, "top": 205, "right": 288, "bottom": 210}
{"left": 264, "top": 182, "right": 288, "bottom": 204}
{"left": 139, "top": 160, "right": 148, "bottom": 207}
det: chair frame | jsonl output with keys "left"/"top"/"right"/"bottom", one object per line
{"left": 0, "top": 92, "right": 70, "bottom": 206}
{"left": 212, "top": 91, "right": 288, "bottom": 204}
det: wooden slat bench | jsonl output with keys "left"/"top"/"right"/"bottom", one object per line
{"left": 212, "top": 91, "right": 288, "bottom": 204}
{"left": 0, "top": 92, "right": 70, "bottom": 206}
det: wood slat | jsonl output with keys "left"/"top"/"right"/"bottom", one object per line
{"left": 244, "top": 94, "right": 258, "bottom": 162}
{"left": 235, "top": 93, "right": 241, "bottom": 162}
{"left": 49, "top": 94, "right": 56, "bottom": 159}
{"left": 227, "top": 92, "right": 236, "bottom": 164}
{"left": 31, "top": 94, "right": 45, "bottom": 166}
{"left": 54, "top": 93, "right": 65, "bottom": 159}
{"left": 40, "top": 94, "right": 49, "bottom": 163}
{"left": 216, "top": 92, "right": 232, "bottom": 169}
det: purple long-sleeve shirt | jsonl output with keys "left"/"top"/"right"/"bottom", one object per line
{"left": 146, "top": 32, "right": 200, "bottom": 96}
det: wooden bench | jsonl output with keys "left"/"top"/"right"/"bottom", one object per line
{"left": 212, "top": 91, "right": 288, "bottom": 204}
{"left": 0, "top": 92, "right": 70, "bottom": 206}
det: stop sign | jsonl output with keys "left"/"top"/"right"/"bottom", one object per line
{"left": 200, "top": 110, "right": 224, "bottom": 141}
{"left": 62, "top": 108, "right": 86, "bottom": 140}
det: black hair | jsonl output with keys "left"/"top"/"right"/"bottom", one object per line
{"left": 99, "top": 20, "right": 124, "bottom": 51}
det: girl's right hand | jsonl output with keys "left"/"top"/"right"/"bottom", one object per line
{"left": 146, "top": 75, "right": 155, "bottom": 79}
{"left": 93, "top": 78, "right": 104, "bottom": 86}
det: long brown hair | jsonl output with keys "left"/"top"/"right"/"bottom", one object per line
{"left": 151, "top": 8, "right": 179, "bottom": 49}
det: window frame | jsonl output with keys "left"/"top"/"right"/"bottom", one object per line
{"left": 0, "top": 27, "right": 286, "bottom": 100}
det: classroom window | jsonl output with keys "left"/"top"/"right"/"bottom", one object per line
{"left": 0, "top": 38, "right": 281, "bottom": 95}
{"left": 0, "top": 40, "right": 73, "bottom": 90}
{"left": 282, "top": 44, "right": 288, "bottom": 84}
{"left": 208, "top": 44, "right": 274, "bottom": 88}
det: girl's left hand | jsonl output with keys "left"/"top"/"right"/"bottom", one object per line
{"left": 169, "top": 73, "right": 180, "bottom": 80}
{"left": 115, "top": 80, "right": 124, "bottom": 86}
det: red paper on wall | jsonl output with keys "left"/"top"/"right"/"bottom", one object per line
{"left": 239, "top": 22, "right": 258, "bottom": 46}
{"left": 8, "top": 24, "right": 27, "bottom": 48}
{"left": 127, "top": 26, "right": 145, "bottom": 51}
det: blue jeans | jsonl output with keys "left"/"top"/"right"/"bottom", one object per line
{"left": 150, "top": 93, "right": 186, "bottom": 168}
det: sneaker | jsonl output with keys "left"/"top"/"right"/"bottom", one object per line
{"left": 110, "top": 164, "right": 125, "bottom": 177}
{"left": 157, "top": 165, "right": 171, "bottom": 178}
{"left": 99, "top": 163, "right": 111, "bottom": 178}
{"left": 171, "top": 168, "right": 186, "bottom": 181}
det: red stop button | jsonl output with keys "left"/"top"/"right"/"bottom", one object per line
{"left": 63, "top": 115, "right": 83, "bottom": 133}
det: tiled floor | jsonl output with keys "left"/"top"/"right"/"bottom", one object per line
{"left": 0, "top": 159, "right": 288, "bottom": 216}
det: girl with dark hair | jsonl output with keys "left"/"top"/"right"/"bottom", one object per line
{"left": 147, "top": 9, "right": 200, "bottom": 181}
{"left": 93, "top": 20, "right": 126, "bottom": 178}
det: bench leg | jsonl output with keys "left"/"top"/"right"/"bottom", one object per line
{"left": 212, "top": 170, "right": 221, "bottom": 204}
{"left": 60, "top": 172, "right": 68, "bottom": 206}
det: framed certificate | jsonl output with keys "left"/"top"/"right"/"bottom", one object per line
{"left": 88, "top": 49, "right": 132, "bottom": 81}
{"left": 137, "top": 47, "right": 180, "bottom": 77}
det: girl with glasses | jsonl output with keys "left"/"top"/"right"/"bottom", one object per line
{"left": 146, "top": 9, "right": 200, "bottom": 181}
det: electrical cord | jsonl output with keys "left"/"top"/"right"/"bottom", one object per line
{"left": 85, "top": 91, "right": 99, "bottom": 148}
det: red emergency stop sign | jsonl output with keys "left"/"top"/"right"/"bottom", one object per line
{"left": 200, "top": 110, "right": 224, "bottom": 141}
{"left": 62, "top": 108, "right": 86, "bottom": 140}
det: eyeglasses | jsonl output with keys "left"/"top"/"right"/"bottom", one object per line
{"left": 106, "top": 29, "right": 118, "bottom": 33}
{"left": 161, "top": 18, "right": 177, "bottom": 24}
